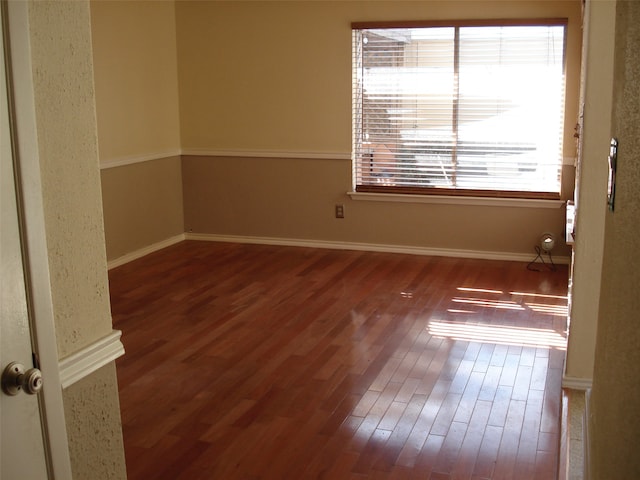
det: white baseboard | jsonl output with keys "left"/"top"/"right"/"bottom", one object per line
{"left": 107, "top": 232, "right": 571, "bottom": 269}
{"left": 184, "top": 232, "right": 571, "bottom": 264}
{"left": 584, "top": 389, "right": 591, "bottom": 480}
{"left": 107, "top": 234, "right": 186, "bottom": 270}
{"left": 562, "top": 375, "right": 593, "bottom": 390}
{"left": 59, "top": 330, "right": 125, "bottom": 389}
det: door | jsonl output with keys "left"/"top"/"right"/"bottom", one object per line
{"left": 0, "top": 4, "right": 49, "bottom": 478}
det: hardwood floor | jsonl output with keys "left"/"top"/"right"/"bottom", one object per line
{"left": 109, "top": 241, "right": 569, "bottom": 479}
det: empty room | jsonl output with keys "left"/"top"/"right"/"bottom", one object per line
{"left": 4, "top": 1, "right": 640, "bottom": 479}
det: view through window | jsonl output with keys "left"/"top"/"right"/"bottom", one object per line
{"left": 352, "top": 21, "right": 567, "bottom": 198}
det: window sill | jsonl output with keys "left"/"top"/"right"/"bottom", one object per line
{"left": 347, "top": 191, "right": 565, "bottom": 209}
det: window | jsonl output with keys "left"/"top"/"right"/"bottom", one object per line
{"left": 352, "top": 20, "right": 567, "bottom": 199}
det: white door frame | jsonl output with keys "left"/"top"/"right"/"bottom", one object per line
{"left": 3, "top": 1, "right": 73, "bottom": 478}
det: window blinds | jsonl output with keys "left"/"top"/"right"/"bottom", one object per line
{"left": 352, "top": 22, "right": 566, "bottom": 198}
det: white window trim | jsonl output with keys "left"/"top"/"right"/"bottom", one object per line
{"left": 352, "top": 20, "right": 568, "bottom": 199}
{"left": 348, "top": 191, "right": 565, "bottom": 209}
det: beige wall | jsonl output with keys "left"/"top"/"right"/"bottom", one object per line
{"left": 102, "top": 155, "right": 184, "bottom": 260}
{"left": 177, "top": 0, "right": 581, "bottom": 257}
{"left": 25, "top": 1, "right": 126, "bottom": 478}
{"left": 91, "top": 0, "right": 183, "bottom": 262}
{"left": 177, "top": 0, "right": 581, "bottom": 156}
{"left": 91, "top": 0, "right": 180, "bottom": 161}
{"left": 93, "top": 0, "right": 583, "bottom": 260}
{"left": 590, "top": 1, "right": 640, "bottom": 477}
{"left": 183, "top": 155, "right": 568, "bottom": 256}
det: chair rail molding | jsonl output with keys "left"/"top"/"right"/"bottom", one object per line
{"left": 59, "top": 330, "right": 125, "bottom": 389}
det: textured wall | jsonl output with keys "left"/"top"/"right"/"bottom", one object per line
{"left": 28, "top": 0, "right": 112, "bottom": 357}
{"left": 63, "top": 364, "right": 127, "bottom": 480}
{"left": 590, "top": 1, "right": 640, "bottom": 477}
{"left": 25, "top": 1, "right": 127, "bottom": 478}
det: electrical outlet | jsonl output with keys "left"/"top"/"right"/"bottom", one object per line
{"left": 335, "top": 204, "right": 344, "bottom": 218}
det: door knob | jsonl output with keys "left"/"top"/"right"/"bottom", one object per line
{"left": 1, "top": 362, "right": 43, "bottom": 396}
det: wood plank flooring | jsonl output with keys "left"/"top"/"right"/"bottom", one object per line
{"left": 109, "top": 241, "right": 569, "bottom": 479}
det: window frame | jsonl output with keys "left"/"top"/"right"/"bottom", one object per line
{"left": 351, "top": 18, "right": 568, "bottom": 201}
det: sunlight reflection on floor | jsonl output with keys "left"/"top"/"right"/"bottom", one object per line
{"left": 427, "top": 320, "right": 566, "bottom": 349}
{"left": 427, "top": 287, "right": 569, "bottom": 348}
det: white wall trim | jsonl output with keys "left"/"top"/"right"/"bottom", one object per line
{"left": 99, "top": 150, "right": 572, "bottom": 166}
{"left": 562, "top": 375, "right": 593, "bottom": 390}
{"left": 108, "top": 232, "right": 571, "bottom": 269}
{"left": 181, "top": 148, "right": 351, "bottom": 160}
{"left": 59, "top": 330, "right": 125, "bottom": 389}
{"left": 184, "top": 232, "right": 571, "bottom": 264}
{"left": 100, "top": 150, "right": 182, "bottom": 170}
{"left": 107, "top": 233, "right": 185, "bottom": 270}
{"left": 133, "top": 150, "right": 575, "bottom": 166}
{"left": 99, "top": 148, "right": 352, "bottom": 170}
{"left": 349, "top": 191, "right": 567, "bottom": 209}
